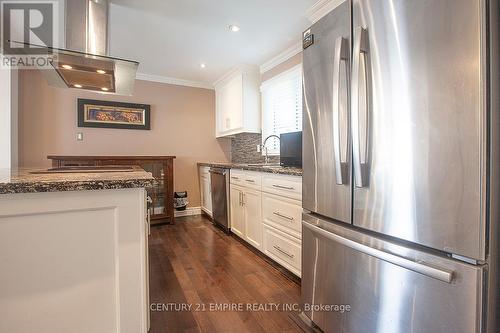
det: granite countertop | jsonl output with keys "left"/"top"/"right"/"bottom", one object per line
{"left": 198, "top": 162, "right": 302, "bottom": 176}
{"left": 0, "top": 166, "right": 155, "bottom": 194}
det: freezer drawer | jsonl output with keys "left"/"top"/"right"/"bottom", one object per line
{"left": 301, "top": 214, "right": 485, "bottom": 333}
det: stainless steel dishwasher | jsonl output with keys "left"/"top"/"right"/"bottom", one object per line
{"left": 209, "top": 167, "right": 230, "bottom": 233}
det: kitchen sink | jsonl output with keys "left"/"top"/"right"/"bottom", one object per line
{"left": 30, "top": 166, "right": 136, "bottom": 174}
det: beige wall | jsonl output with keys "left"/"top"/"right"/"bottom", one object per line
{"left": 261, "top": 52, "right": 303, "bottom": 82}
{"left": 18, "top": 70, "right": 231, "bottom": 207}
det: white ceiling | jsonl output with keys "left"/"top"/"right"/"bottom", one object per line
{"left": 108, "top": 0, "right": 316, "bottom": 86}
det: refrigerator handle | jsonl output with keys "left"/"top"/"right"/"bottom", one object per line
{"left": 302, "top": 220, "right": 454, "bottom": 283}
{"left": 332, "top": 36, "right": 350, "bottom": 185}
{"left": 351, "top": 27, "right": 370, "bottom": 187}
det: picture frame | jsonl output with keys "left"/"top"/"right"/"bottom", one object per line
{"left": 77, "top": 99, "right": 151, "bottom": 130}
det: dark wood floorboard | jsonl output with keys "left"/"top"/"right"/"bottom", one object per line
{"left": 149, "top": 215, "right": 302, "bottom": 333}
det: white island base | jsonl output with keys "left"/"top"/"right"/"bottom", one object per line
{"left": 0, "top": 188, "right": 149, "bottom": 333}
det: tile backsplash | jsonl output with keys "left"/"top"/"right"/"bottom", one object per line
{"left": 230, "top": 133, "right": 280, "bottom": 164}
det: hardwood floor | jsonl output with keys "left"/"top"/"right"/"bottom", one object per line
{"left": 149, "top": 215, "right": 302, "bottom": 333}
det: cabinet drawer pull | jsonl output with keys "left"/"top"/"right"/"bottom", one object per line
{"left": 273, "top": 245, "right": 295, "bottom": 258}
{"left": 272, "top": 184, "right": 294, "bottom": 190}
{"left": 231, "top": 176, "right": 240, "bottom": 180}
{"left": 273, "top": 211, "right": 294, "bottom": 221}
{"left": 245, "top": 179, "right": 256, "bottom": 183}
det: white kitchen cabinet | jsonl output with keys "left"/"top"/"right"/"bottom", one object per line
{"left": 229, "top": 170, "right": 263, "bottom": 250}
{"left": 263, "top": 224, "right": 302, "bottom": 276}
{"left": 243, "top": 188, "right": 262, "bottom": 249}
{"left": 217, "top": 74, "right": 243, "bottom": 132}
{"left": 202, "top": 177, "right": 212, "bottom": 215}
{"left": 215, "top": 66, "right": 261, "bottom": 137}
{"left": 229, "top": 169, "right": 302, "bottom": 276}
{"left": 199, "top": 166, "right": 212, "bottom": 217}
{"left": 0, "top": 188, "right": 149, "bottom": 333}
{"left": 230, "top": 185, "right": 245, "bottom": 238}
{"left": 262, "top": 173, "right": 302, "bottom": 201}
{"left": 262, "top": 192, "right": 302, "bottom": 239}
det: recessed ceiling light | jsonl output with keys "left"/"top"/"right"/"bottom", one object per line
{"left": 229, "top": 25, "right": 240, "bottom": 32}
{"left": 101, "top": 87, "right": 109, "bottom": 91}
{"left": 200, "top": 63, "right": 206, "bottom": 68}
{"left": 61, "top": 64, "right": 73, "bottom": 70}
{"left": 96, "top": 69, "right": 106, "bottom": 74}
{"left": 74, "top": 84, "right": 82, "bottom": 88}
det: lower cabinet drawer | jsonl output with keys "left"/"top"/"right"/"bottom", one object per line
{"left": 262, "top": 193, "right": 302, "bottom": 239}
{"left": 263, "top": 224, "right": 301, "bottom": 276}
{"left": 242, "top": 171, "right": 262, "bottom": 190}
{"left": 230, "top": 169, "right": 245, "bottom": 186}
{"left": 262, "top": 174, "right": 302, "bottom": 200}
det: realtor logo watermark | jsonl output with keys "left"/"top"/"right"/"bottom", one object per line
{"left": 1, "top": 0, "right": 58, "bottom": 68}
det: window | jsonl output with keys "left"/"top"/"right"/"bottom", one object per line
{"left": 261, "top": 64, "right": 302, "bottom": 155}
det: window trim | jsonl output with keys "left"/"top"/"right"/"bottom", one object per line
{"left": 260, "top": 64, "right": 303, "bottom": 156}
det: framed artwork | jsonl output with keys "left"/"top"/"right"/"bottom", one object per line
{"left": 77, "top": 99, "right": 151, "bottom": 130}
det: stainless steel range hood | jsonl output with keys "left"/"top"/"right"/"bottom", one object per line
{"left": 12, "top": 0, "right": 139, "bottom": 95}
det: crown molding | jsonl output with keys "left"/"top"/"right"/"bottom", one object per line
{"left": 260, "top": 63, "right": 302, "bottom": 91}
{"left": 212, "top": 64, "right": 260, "bottom": 88}
{"left": 135, "top": 73, "right": 214, "bottom": 90}
{"left": 306, "top": 0, "right": 345, "bottom": 24}
{"left": 259, "top": 42, "right": 302, "bottom": 74}
{"left": 212, "top": 67, "right": 241, "bottom": 88}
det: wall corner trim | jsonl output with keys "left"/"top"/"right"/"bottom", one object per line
{"left": 259, "top": 42, "right": 302, "bottom": 74}
{"left": 306, "top": 0, "right": 345, "bottom": 24}
{"left": 135, "top": 73, "right": 214, "bottom": 90}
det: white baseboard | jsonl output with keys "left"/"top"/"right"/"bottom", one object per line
{"left": 174, "top": 207, "right": 202, "bottom": 217}
{"left": 200, "top": 207, "right": 213, "bottom": 218}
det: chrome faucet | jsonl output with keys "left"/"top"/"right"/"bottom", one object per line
{"left": 262, "top": 134, "right": 280, "bottom": 164}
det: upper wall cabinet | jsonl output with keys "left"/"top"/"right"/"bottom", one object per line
{"left": 215, "top": 66, "right": 261, "bottom": 137}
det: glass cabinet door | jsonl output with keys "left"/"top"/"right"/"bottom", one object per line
{"left": 143, "top": 162, "right": 166, "bottom": 218}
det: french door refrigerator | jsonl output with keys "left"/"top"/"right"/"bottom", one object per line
{"left": 301, "top": 0, "right": 500, "bottom": 332}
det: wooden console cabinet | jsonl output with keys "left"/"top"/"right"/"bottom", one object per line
{"left": 48, "top": 155, "right": 175, "bottom": 225}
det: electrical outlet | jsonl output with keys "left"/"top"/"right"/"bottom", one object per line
{"left": 257, "top": 144, "right": 261, "bottom": 152}
{"left": 76, "top": 132, "right": 83, "bottom": 141}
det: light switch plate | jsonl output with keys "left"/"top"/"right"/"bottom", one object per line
{"left": 257, "top": 144, "right": 261, "bottom": 152}
{"left": 76, "top": 132, "right": 83, "bottom": 141}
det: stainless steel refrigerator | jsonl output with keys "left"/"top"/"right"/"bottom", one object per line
{"left": 301, "top": 0, "right": 500, "bottom": 332}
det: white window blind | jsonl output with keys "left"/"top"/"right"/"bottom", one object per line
{"left": 260, "top": 64, "right": 303, "bottom": 155}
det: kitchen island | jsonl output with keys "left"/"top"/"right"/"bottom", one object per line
{"left": 0, "top": 167, "right": 154, "bottom": 333}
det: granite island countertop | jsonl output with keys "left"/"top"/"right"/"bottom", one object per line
{"left": 0, "top": 166, "right": 155, "bottom": 194}
{"left": 198, "top": 162, "right": 302, "bottom": 176}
